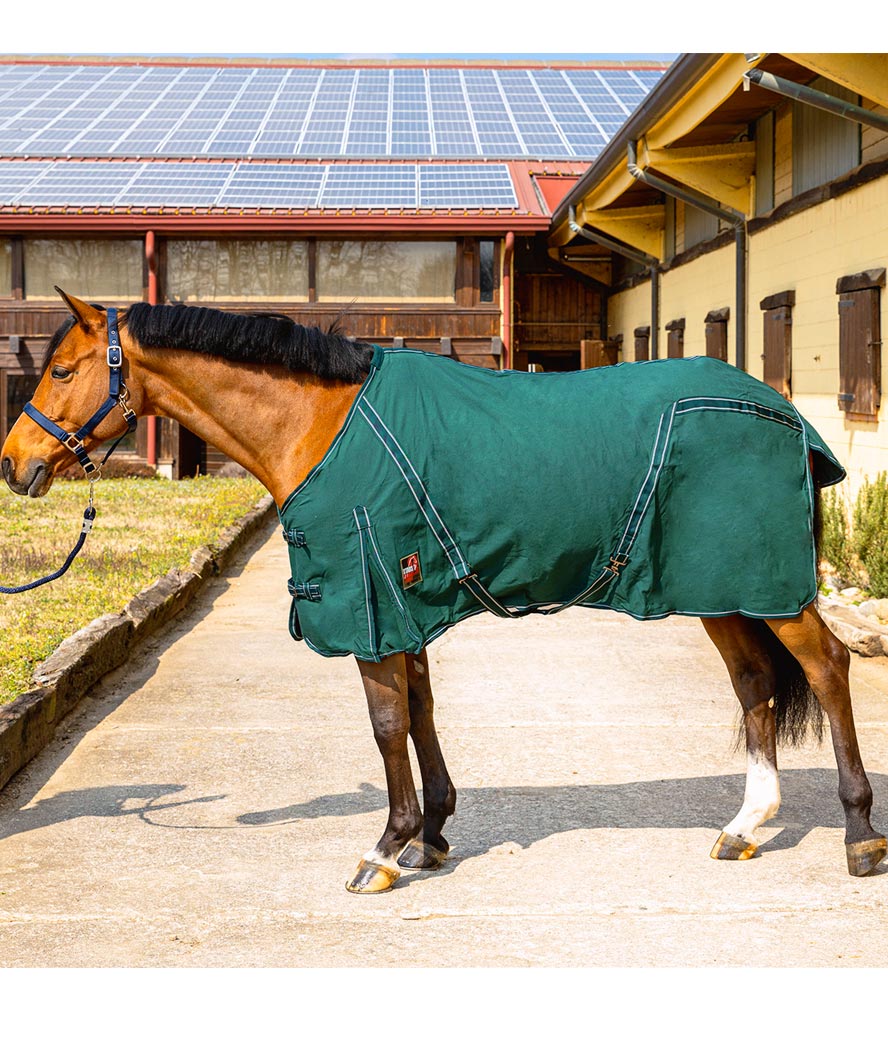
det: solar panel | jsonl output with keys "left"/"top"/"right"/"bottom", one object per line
{"left": 0, "top": 61, "right": 665, "bottom": 161}
{"left": 0, "top": 160, "right": 521, "bottom": 211}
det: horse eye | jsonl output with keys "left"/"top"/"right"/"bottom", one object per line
{"left": 51, "top": 365, "right": 71, "bottom": 380}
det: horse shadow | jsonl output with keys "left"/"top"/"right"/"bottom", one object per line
{"left": 236, "top": 768, "right": 888, "bottom": 872}
{"left": 0, "top": 784, "right": 227, "bottom": 841}
{"left": 4, "top": 770, "right": 888, "bottom": 878}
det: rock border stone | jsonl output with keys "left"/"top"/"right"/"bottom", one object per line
{"left": 0, "top": 493, "right": 276, "bottom": 791}
{"left": 818, "top": 596, "right": 888, "bottom": 659}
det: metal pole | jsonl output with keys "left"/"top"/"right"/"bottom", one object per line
{"left": 627, "top": 141, "right": 747, "bottom": 371}
{"left": 744, "top": 68, "right": 888, "bottom": 133}
{"left": 567, "top": 206, "right": 661, "bottom": 358}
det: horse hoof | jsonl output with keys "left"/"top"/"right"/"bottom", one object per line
{"left": 710, "top": 831, "right": 758, "bottom": 861}
{"left": 345, "top": 858, "right": 400, "bottom": 894}
{"left": 398, "top": 838, "right": 449, "bottom": 870}
{"left": 846, "top": 837, "right": 888, "bottom": 877}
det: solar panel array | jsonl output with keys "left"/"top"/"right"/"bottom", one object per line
{"left": 0, "top": 63, "right": 664, "bottom": 160}
{"left": 0, "top": 161, "right": 520, "bottom": 210}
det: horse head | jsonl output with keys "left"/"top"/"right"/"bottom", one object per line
{"left": 1, "top": 288, "right": 140, "bottom": 498}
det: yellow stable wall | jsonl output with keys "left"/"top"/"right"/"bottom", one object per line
{"left": 607, "top": 175, "right": 888, "bottom": 494}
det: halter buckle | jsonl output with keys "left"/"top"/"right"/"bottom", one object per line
{"left": 107, "top": 344, "right": 123, "bottom": 367}
{"left": 63, "top": 434, "right": 85, "bottom": 455}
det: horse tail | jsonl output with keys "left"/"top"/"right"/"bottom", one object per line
{"left": 764, "top": 484, "right": 825, "bottom": 747}
{"left": 763, "top": 625, "right": 824, "bottom": 747}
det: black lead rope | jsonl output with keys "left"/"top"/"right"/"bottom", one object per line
{"left": 0, "top": 307, "right": 137, "bottom": 595}
{"left": 0, "top": 504, "right": 97, "bottom": 595}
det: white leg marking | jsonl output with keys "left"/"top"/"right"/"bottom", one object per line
{"left": 724, "top": 751, "right": 781, "bottom": 843}
{"left": 412, "top": 659, "right": 425, "bottom": 675}
{"left": 362, "top": 848, "right": 401, "bottom": 876}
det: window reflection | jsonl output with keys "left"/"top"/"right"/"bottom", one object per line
{"left": 24, "top": 239, "right": 142, "bottom": 300}
{"left": 0, "top": 240, "right": 11, "bottom": 296}
{"left": 166, "top": 239, "right": 309, "bottom": 302}
{"left": 318, "top": 240, "right": 456, "bottom": 302}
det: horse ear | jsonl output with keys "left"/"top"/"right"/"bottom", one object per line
{"left": 54, "top": 287, "right": 105, "bottom": 331}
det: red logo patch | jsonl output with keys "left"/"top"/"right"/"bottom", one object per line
{"left": 400, "top": 552, "right": 422, "bottom": 589}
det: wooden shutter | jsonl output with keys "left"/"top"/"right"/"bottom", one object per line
{"left": 666, "top": 318, "right": 685, "bottom": 359}
{"left": 760, "top": 291, "right": 794, "bottom": 399}
{"left": 704, "top": 307, "right": 729, "bottom": 361}
{"left": 634, "top": 325, "right": 650, "bottom": 361}
{"left": 837, "top": 270, "right": 884, "bottom": 419}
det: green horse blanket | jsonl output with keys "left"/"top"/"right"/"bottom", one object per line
{"left": 278, "top": 347, "right": 844, "bottom": 662}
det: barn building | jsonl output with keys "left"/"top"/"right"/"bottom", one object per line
{"left": 0, "top": 55, "right": 667, "bottom": 476}
{"left": 550, "top": 53, "right": 888, "bottom": 493}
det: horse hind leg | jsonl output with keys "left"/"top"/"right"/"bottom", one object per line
{"left": 703, "top": 615, "right": 782, "bottom": 862}
{"left": 398, "top": 649, "right": 456, "bottom": 871}
{"left": 766, "top": 604, "right": 886, "bottom": 876}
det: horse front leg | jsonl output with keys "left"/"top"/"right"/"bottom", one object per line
{"left": 346, "top": 652, "right": 423, "bottom": 893}
{"left": 398, "top": 649, "right": 456, "bottom": 871}
{"left": 703, "top": 615, "right": 781, "bottom": 861}
{"left": 767, "top": 605, "right": 886, "bottom": 876}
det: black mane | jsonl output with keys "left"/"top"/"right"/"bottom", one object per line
{"left": 122, "top": 302, "right": 375, "bottom": 383}
{"left": 41, "top": 314, "right": 79, "bottom": 374}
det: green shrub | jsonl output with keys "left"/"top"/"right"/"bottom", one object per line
{"left": 819, "top": 474, "right": 888, "bottom": 598}
{"left": 820, "top": 484, "right": 856, "bottom": 585}
{"left": 853, "top": 472, "right": 888, "bottom": 598}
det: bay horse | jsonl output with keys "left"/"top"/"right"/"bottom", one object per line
{"left": 2, "top": 289, "right": 885, "bottom": 892}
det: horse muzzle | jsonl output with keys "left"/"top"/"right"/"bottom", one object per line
{"left": 2, "top": 455, "right": 53, "bottom": 498}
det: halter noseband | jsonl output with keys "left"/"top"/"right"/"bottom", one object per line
{"left": 23, "top": 307, "right": 138, "bottom": 478}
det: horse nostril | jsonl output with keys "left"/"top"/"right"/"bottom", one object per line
{"left": 1, "top": 456, "right": 12, "bottom": 484}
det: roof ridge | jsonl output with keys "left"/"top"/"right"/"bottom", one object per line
{"left": 0, "top": 54, "right": 673, "bottom": 71}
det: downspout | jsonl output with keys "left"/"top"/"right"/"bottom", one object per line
{"left": 502, "top": 231, "right": 514, "bottom": 370}
{"left": 568, "top": 206, "right": 660, "bottom": 358}
{"left": 145, "top": 231, "right": 158, "bottom": 468}
{"left": 627, "top": 140, "right": 747, "bottom": 371}
{"left": 744, "top": 69, "right": 888, "bottom": 133}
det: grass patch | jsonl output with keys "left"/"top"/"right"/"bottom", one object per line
{"left": 0, "top": 475, "right": 267, "bottom": 704}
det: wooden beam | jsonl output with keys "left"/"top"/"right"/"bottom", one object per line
{"left": 576, "top": 202, "right": 664, "bottom": 258}
{"left": 645, "top": 54, "right": 762, "bottom": 150}
{"left": 642, "top": 140, "right": 755, "bottom": 214}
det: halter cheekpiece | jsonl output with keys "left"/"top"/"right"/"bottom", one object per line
{"left": 22, "top": 307, "right": 137, "bottom": 478}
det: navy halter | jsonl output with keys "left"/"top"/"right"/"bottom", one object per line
{"left": 23, "top": 307, "right": 137, "bottom": 477}
{"left": 0, "top": 308, "right": 139, "bottom": 595}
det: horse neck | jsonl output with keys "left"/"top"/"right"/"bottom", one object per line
{"left": 129, "top": 343, "right": 362, "bottom": 506}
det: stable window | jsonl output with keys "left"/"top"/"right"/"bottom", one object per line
{"left": 793, "top": 77, "right": 861, "bottom": 196}
{"left": 478, "top": 239, "right": 496, "bottom": 303}
{"left": 704, "top": 308, "right": 729, "bottom": 361}
{"left": 634, "top": 325, "right": 650, "bottom": 361}
{"left": 166, "top": 239, "right": 309, "bottom": 302}
{"left": 0, "top": 239, "right": 11, "bottom": 297}
{"left": 317, "top": 240, "right": 456, "bottom": 303}
{"left": 837, "top": 269, "right": 884, "bottom": 419}
{"left": 760, "top": 290, "right": 794, "bottom": 399}
{"left": 24, "top": 238, "right": 143, "bottom": 301}
{"left": 754, "top": 111, "right": 775, "bottom": 216}
{"left": 666, "top": 318, "right": 685, "bottom": 358}
{"left": 684, "top": 204, "right": 719, "bottom": 250}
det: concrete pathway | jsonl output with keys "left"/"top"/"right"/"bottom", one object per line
{"left": 2, "top": 522, "right": 888, "bottom": 967}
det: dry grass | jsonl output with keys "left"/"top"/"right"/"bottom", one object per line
{"left": 0, "top": 475, "right": 268, "bottom": 704}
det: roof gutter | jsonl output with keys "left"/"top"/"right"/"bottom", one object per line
{"left": 743, "top": 68, "right": 888, "bottom": 133}
{"left": 568, "top": 205, "right": 660, "bottom": 358}
{"left": 627, "top": 139, "right": 747, "bottom": 371}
